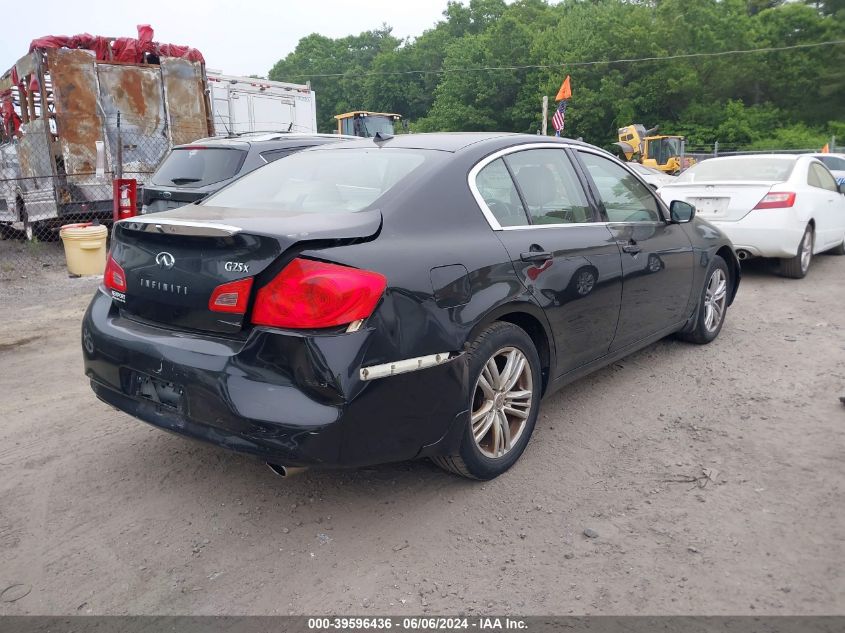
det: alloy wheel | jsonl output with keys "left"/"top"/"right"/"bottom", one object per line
{"left": 800, "top": 230, "right": 813, "bottom": 274}
{"left": 471, "top": 347, "right": 533, "bottom": 459}
{"left": 703, "top": 268, "right": 727, "bottom": 333}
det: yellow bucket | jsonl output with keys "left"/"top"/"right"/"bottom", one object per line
{"left": 59, "top": 223, "right": 109, "bottom": 276}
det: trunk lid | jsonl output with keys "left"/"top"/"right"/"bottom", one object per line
{"left": 659, "top": 182, "right": 777, "bottom": 222}
{"left": 111, "top": 206, "right": 382, "bottom": 334}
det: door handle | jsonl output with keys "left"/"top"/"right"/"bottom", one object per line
{"left": 520, "top": 250, "right": 553, "bottom": 263}
{"left": 621, "top": 241, "right": 641, "bottom": 254}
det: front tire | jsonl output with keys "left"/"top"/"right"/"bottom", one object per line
{"left": 432, "top": 322, "right": 541, "bottom": 480}
{"left": 679, "top": 255, "right": 730, "bottom": 345}
{"left": 780, "top": 225, "right": 813, "bottom": 278}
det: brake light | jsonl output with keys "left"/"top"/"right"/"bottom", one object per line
{"left": 104, "top": 254, "right": 127, "bottom": 292}
{"left": 209, "top": 277, "right": 253, "bottom": 314}
{"left": 251, "top": 258, "right": 387, "bottom": 329}
{"left": 753, "top": 192, "right": 796, "bottom": 210}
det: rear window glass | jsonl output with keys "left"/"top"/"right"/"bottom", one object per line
{"left": 677, "top": 157, "right": 795, "bottom": 183}
{"left": 205, "top": 148, "right": 430, "bottom": 213}
{"left": 151, "top": 147, "right": 247, "bottom": 188}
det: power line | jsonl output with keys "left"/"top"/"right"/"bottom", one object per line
{"left": 288, "top": 39, "right": 845, "bottom": 79}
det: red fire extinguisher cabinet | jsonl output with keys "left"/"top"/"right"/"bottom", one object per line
{"left": 113, "top": 179, "right": 138, "bottom": 221}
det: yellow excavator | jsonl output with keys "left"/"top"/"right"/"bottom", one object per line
{"left": 615, "top": 124, "right": 695, "bottom": 174}
{"left": 335, "top": 111, "right": 402, "bottom": 137}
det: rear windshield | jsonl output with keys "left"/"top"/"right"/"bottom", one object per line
{"left": 677, "top": 157, "right": 795, "bottom": 183}
{"left": 205, "top": 147, "right": 430, "bottom": 213}
{"left": 151, "top": 147, "right": 247, "bottom": 188}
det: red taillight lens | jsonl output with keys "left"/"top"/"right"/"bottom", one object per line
{"left": 104, "top": 255, "right": 127, "bottom": 292}
{"left": 209, "top": 277, "right": 254, "bottom": 314}
{"left": 753, "top": 192, "right": 796, "bottom": 210}
{"left": 251, "top": 258, "right": 387, "bottom": 329}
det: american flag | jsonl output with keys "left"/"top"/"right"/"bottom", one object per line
{"left": 552, "top": 100, "right": 567, "bottom": 136}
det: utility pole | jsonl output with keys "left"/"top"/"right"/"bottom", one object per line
{"left": 541, "top": 96, "right": 548, "bottom": 136}
{"left": 714, "top": 141, "right": 719, "bottom": 158}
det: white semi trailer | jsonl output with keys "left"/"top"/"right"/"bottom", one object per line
{"left": 206, "top": 72, "right": 318, "bottom": 135}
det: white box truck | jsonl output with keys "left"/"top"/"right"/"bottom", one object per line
{"left": 206, "top": 72, "right": 317, "bottom": 135}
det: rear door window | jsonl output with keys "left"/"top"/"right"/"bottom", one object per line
{"left": 475, "top": 159, "right": 529, "bottom": 227}
{"left": 152, "top": 147, "right": 247, "bottom": 188}
{"left": 505, "top": 149, "right": 592, "bottom": 224}
{"left": 809, "top": 163, "right": 839, "bottom": 192}
{"left": 578, "top": 152, "right": 661, "bottom": 222}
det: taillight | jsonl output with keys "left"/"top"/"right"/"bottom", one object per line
{"left": 209, "top": 277, "right": 253, "bottom": 314}
{"left": 251, "top": 258, "right": 387, "bottom": 329}
{"left": 104, "top": 254, "right": 127, "bottom": 292}
{"left": 753, "top": 192, "right": 796, "bottom": 210}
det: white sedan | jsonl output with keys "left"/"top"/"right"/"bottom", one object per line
{"left": 658, "top": 154, "right": 845, "bottom": 278}
{"left": 627, "top": 162, "right": 677, "bottom": 189}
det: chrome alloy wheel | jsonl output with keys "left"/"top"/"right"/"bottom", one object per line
{"left": 703, "top": 268, "right": 728, "bottom": 333}
{"left": 471, "top": 347, "right": 533, "bottom": 458}
{"left": 800, "top": 229, "right": 813, "bottom": 274}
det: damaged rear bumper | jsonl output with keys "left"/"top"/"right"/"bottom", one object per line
{"left": 82, "top": 288, "right": 469, "bottom": 468}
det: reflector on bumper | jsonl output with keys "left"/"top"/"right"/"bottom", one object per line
{"left": 360, "top": 352, "right": 453, "bottom": 381}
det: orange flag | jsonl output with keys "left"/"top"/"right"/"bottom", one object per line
{"left": 821, "top": 143, "right": 830, "bottom": 153}
{"left": 555, "top": 75, "right": 572, "bottom": 102}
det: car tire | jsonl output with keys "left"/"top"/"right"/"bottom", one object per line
{"left": 780, "top": 225, "right": 814, "bottom": 278}
{"left": 678, "top": 254, "right": 731, "bottom": 345}
{"left": 432, "top": 321, "right": 542, "bottom": 480}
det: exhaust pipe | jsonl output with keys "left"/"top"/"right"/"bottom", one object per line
{"left": 736, "top": 250, "right": 750, "bottom": 261}
{"left": 267, "top": 463, "right": 308, "bottom": 478}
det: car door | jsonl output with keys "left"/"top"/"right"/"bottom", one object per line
{"left": 471, "top": 145, "right": 623, "bottom": 375}
{"left": 807, "top": 161, "right": 843, "bottom": 250}
{"left": 574, "top": 150, "right": 695, "bottom": 351}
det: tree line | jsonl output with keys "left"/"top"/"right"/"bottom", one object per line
{"left": 269, "top": 0, "right": 845, "bottom": 151}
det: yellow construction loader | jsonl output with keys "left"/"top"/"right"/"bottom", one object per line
{"left": 335, "top": 111, "right": 402, "bottom": 137}
{"left": 615, "top": 124, "right": 695, "bottom": 174}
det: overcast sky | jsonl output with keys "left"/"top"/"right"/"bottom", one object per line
{"left": 0, "top": 0, "right": 454, "bottom": 78}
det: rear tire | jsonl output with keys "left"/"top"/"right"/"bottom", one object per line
{"left": 780, "top": 225, "right": 813, "bottom": 278}
{"left": 679, "top": 255, "right": 730, "bottom": 345}
{"left": 432, "top": 322, "right": 541, "bottom": 480}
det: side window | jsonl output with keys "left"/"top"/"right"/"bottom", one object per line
{"left": 505, "top": 149, "right": 592, "bottom": 224}
{"left": 260, "top": 148, "right": 300, "bottom": 163}
{"left": 578, "top": 152, "right": 661, "bottom": 222}
{"left": 810, "top": 163, "right": 838, "bottom": 192}
{"left": 475, "top": 158, "right": 529, "bottom": 227}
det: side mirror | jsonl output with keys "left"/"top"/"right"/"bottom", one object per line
{"left": 669, "top": 200, "right": 695, "bottom": 223}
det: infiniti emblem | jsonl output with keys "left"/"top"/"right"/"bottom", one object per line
{"left": 155, "top": 252, "right": 175, "bottom": 269}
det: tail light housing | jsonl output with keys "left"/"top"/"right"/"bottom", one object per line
{"left": 252, "top": 258, "right": 387, "bottom": 329}
{"left": 209, "top": 277, "right": 253, "bottom": 314}
{"left": 104, "top": 254, "right": 127, "bottom": 292}
{"left": 754, "top": 192, "right": 796, "bottom": 210}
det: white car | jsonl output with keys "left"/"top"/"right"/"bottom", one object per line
{"left": 627, "top": 162, "right": 677, "bottom": 189}
{"left": 807, "top": 153, "right": 845, "bottom": 186}
{"left": 657, "top": 154, "right": 845, "bottom": 278}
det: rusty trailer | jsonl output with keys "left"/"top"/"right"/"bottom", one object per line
{"left": 0, "top": 32, "right": 213, "bottom": 238}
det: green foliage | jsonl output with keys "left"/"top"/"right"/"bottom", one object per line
{"left": 268, "top": 0, "right": 844, "bottom": 148}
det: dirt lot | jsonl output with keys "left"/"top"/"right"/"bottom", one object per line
{"left": 0, "top": 255, "right": 843, "bottom": 616}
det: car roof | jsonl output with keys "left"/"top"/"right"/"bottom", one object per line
{"left": 178, "top": 133, "right": 355, "bottom": 149}
{"left": 307, "top": 132, "right": 596, "bottom": 154}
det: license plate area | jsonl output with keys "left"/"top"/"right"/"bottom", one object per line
{"left": 691, "top": 197, "right": 729, "bottom": 216}
{"left": 124, "top": 370, "right": 184, "bottom": 410}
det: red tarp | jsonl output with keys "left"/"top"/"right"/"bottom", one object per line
{"left": 28, "top": 25, "right": 204, "bottom": 64}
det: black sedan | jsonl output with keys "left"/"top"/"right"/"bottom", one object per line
{"left": 82, "top": 133, "right": 740, "bottom": 480}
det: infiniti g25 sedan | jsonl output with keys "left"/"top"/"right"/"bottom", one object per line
{"left": 82, "top": 134, "right": 740, "bottom": 480}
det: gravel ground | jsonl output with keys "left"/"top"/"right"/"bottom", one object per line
{"left": 0, "top": 255, "right": 843, "bottom": 615}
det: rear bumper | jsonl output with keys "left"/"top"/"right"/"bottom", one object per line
{"left": 82, "top": 288, "right": 469, "bottom": 468}
{"left": 710, "top": 208, "right": 804, "bottom": 258}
